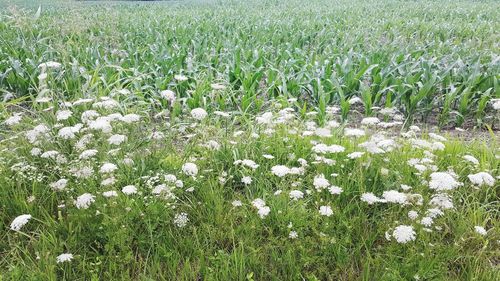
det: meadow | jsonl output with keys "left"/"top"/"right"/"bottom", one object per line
{"left": 0, "top": 0, "right": 499, "bottom": 280}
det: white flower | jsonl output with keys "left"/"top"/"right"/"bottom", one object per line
{"left": 160, "top": 90, "right": 176, "bottom": 103}
{"left": 474, "top": 226, "right": 487, "bottom": 236}
{"left": 79, "top": 149, "right": 98, "bottom": 160}
{"left": 93, "top": 98, "right": 119, "bottom": 110}
{"left": 347, "top": 152, "right": 364, "bottom": 159}
{"left": 429, "top": 133, "right": 446, "bottom": 142}
{"left": 88, "top": 117, "right": 112, "bottom": 133}
{"left": 58, "top": 125, "right": 82, "bottom": 140}
{"left": 319, "top": 206, "right": 333, "bottom": 216}
{"left": 56, "top": 110, "right": 73, "bottom": 121}
{"left": 204, "top": 140, "right": 220, "bottom": 150}
{"left": 257, "top": 206, "right": 270, "bottom": 218}
{"left": 256, "top": 112, "right": 273, "bottom": 124}
{"left": 328, "top": 185, "right": 343, "bottom": 195}
{"left": 408, "top": 211, "right": 419, "bottom": 220}
{"left": 312, "top": 143, "right": 345, "bottom": 154}
{"left": 392, "top": 225, "right": 416, "bottom": 243}
{"left": 150, "top": 131, "right": 165, "bottom": 140}
{"left": 241, "top": 176, "right": 252, "bottom": 185}
{"left": 429, "top": 193, "right": 454, "bottom": 210}
{"left": 41, "top": 150, "right": 59, "bottom": 159}
{"left": 289, "top": 190, "right": 304, "bottom": 200}
{"left": 10, "top": 214, "right": 32, "bottom": 231}
{"left": 31, "top": 148, "right": 42, "bottom": 156}
{"left": 39, "top": 61, "right": 62, "bottom": 69}
{"left": 426, "top": 208, "right": 444, "bottom": 218}
{"left": 262, "top": 154, "right": 275, "bottom": 159}
{"left": 50, "top": 179, "right": 68, "bottom": 191}
{"left": 174, "top": 74, "right": 188, "bottom": 81}
{"left": 72, "top": 98, "right": 94, "bottom": 106}
{"left": 121, "top": 114, "right": 141, "bottom": 123}
{"left": 491, "top": 99, "right": 500, "bottom": 110}
{"left": 400, "top": 184, "right": 412, "bottom": 191}
{"left": 420, "top": 217, "right": 433, "bottom": 227}
{"left": 75, "top": 193, "right": 95, "bottom": 209}
{"left": 463, "top": 155, "right": 479, "bottom": 165}
{"left": 214, "top": 111, "right": 230, "bottom": 117}
{"left": 56, "top": 253, "right": 73, "bottom": 263}
{"left": 108, "top": 134, "right": 127, "bottom": 145}
{"left": 289, "top": 231, "right": 298, "bottom": 239}
{"left": 26, "top": 124, "right": 50, "bottom": 143}
{"left": 190, "top": 108, "right": 208, "bottom": 120}
{"left": 315, "top": 127, "right": 332, "bottom": 138}
{"left": 5, "top": 113, "right": 22, "bottom": 126}
{"left": 232, "top": 200, "right": 242, "bottom": 207}
{"left": 361, "top": 117, "right": 380, "bottom": 126}
{"left": 240, "top": 159, "right": 259, "bottom": 169}
{"left": 313, "top": 174, "right": 330, "bottom": 190}
{"left": 100, "top": 163, "right": 117, "bottom": 174}
{"left": 382, "top": 190, "right": 407, "bottom": 204}
{"left": 327, "top": 120, "right": 340, "bottom": 128}
{"left": 271, "top": 165, "right": 289, "bottom": 177}
{"left": 429, "top": 172, "right": 461, "bottom": 191}
{"left": 102, "top": 191, "right": 118, "bottom": 198}
{"left": 468, "top": 172, "right": 495, "bottom": 187}
{"left": 70, "top": 166, "right": 94, "bottom": 179}
{"left": 360, "top": 192, "right": 380, "bottom": 204}
{"left": 122, "top": 185, "right": 137, "bottom": 195}
{"left": 81, "top": 110, "right": 100, "bottom": 123}
{"left": 182, "top": 162, "right": 198, "bottom": 176}
{"left": 344, "top": 128, "right": 365, "bottom": 137}
{"left": 174, "top": 213, "right": 189, "bottom": 227}
{"left": 251, "top": 198, "right": 266, "bottom": 209}
{"left": 104, "top": 175, "right": 119, "bottom": 187}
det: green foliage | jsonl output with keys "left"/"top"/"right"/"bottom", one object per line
{"left": 0, "top": 0, "right": 499, "bottom": 128}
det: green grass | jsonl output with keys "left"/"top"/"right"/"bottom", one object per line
{"left": 0, "top": 96, "right": 499, "bottom": 280}
{"left": 0, "top": 0, "right": 499, "bottom": 280}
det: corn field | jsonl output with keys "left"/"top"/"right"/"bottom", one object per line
{"left": 0, "top": 1, "right": 499, "bottom": 280}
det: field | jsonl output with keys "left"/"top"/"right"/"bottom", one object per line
{"left": 0, "top": 0, "right": 499, "bottom": 280}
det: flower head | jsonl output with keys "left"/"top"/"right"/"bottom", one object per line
{"left": 10, "top": 214, "right": 32, "bottom": 231}
{"left": 56, "top": 253, "right": 73, "bottom": 263}
{"left": 392, "top": 225, "right": 416, "bottom": 243}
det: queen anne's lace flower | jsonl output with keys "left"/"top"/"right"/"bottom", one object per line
{"left": 361, "top": 193, "right": 380, "bottom": 204}
{"left": 174, "top": 213, "right": 189, "bottom": 227}
{"left": 182, "top": 163, "right": 198, "bottom": 176}
{"left": 313, "top": 174, "right": 330, "bottom": 190}
{"left": 474, "top": 226, "right": 487, "bottom": 236}
{"left": 108, "top": 134, "right": 127, "bottom": 145}
{"left": 160, "top": 90, "right": 176, "bottom": 103}
{"left": 122, "top": 185, "right": 137, "bottom": 195}
{"left": 190, "top": 108, "right": 208, "bottom": 120}
{"left": 289, "top": 190, "right": 304, "bottom": 200}
{"left": 271, "top": 165, "right": 289, "bottom": 177}
{"left": 468, "top": 172, "right": 495, "bottom": 187}
{"left": 50, "top": 179, "right": 68, "bottom": 191}
{"left": 319, "top": 206, "right": 333, "bottom": 216}
{"left": 382, "top": 190, "right": 407, "bottom": 204}
{"left": 392, "top": 225, "right": 416, "bottom": 243}
{"left": 56, "top": 253, "right": 73, "bottom": 263}
{"left": 75, "top": 193, "right": 95, "bottom": 209}
{"left": 10, "top": 214, "right": 32, "bottom": 231}
{"left": 100, "top": 163, "right": 118, "bottom": 174}
{"left": 429, "top": 172, "right": 461, "bottom": 191}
